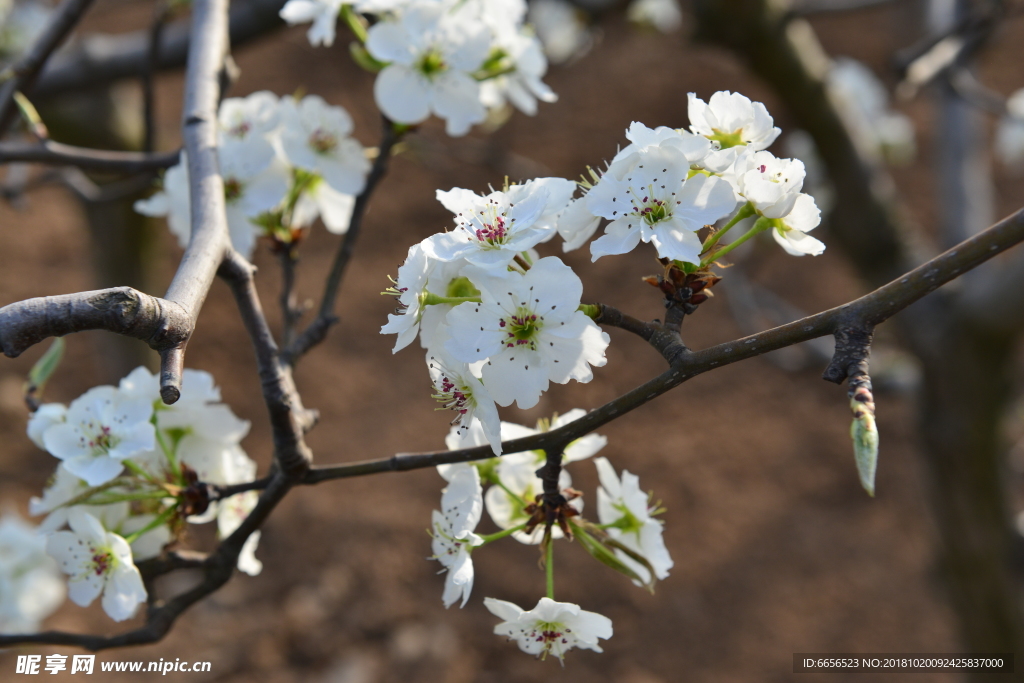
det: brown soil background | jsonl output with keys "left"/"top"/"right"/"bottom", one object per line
{"left": 3, "top": 1, "right": 1024, "bottom": 681}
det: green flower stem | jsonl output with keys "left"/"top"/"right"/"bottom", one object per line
{"left": 54, "top": 478, "right": 129, "bottom": 510}
{"left": 123, "top": 505, "right": 177, "bottom": 545}
{"left": 87, "top": 491, "right": 175, "bottom": 505}
{"left": 153, "top": 427, "right": 181, "bottom": 480}
{"left": 478, "top": 523, "right": 528, "bottom": 545}
{"left": 545, "top": 536, "right": 555, "bottom": 600}
{"left": 701, "top": 202, "right": 755, "bottom": 255}
{"left": 122, "top": 459, "right": 164, "bottom": 487}
{"left": 577, "top": 303, "right": 601, "bottom": 320}
{"left": 421, "top": 293, "right": 482, "bottom": 307}
{"left": 701, "top": 216, "right": 771, "bottom": 267}
{"left": 340, "top": 5, "right": 368, "bottom": 43}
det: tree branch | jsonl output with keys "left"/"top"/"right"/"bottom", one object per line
{"left": 0, "top": 473, "right": 293, "bottom": 651}
{"left": 0, "top": 0, "right": 97, "bottom": 134}
{"left": 0, "top": 287, "right": 190, "bottom": 358}
{"left": 283, "top": 117, "right": 401, "bottom": 365}
{"left": 299, "top": 205, "right": 1024, "bottom": 483}
{"left": 218, "top": 251, "right": 313, "bottom": 476}
{"left": 0, "top": 140, "right": 179, "bottom": 173}
{"left": 32, "top": 0, "right": 287, "bottom": 100}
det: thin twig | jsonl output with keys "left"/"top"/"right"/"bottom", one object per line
{"left": 283, "top": 117, "right": 401, "bottom": 365}
{"left": 0, "top": 0, "right": 97, "bottom": 134}
{"left": 0, "top": 140, "right": 179, "bottom": 172}
{"left": 218, "top": 251, "right": 313, "bottom": 476}
{"left": 277, "top": 246, "right": 302, "bottom": 348}
{"left": 34, "top": 0, "right": 289, "bottom": 99}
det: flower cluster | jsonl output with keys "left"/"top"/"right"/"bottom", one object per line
{"left": 26, "top": 367, "right": 262, "bottom": 622}
{"left": 377, "top": 89, "right": 823, "bottom": 662}
{"left": 279, "top": 0, "right": 556, "bottom": 135}
{"left": 424, "top": 415, "right": 668, "bottom": 662}
{"left": 382, "top": 177, "right": 610, "bottom": 454}
{"left": 560, "top": 91, "right": 827, "bottom": 263}
{"left": 136, "top": 91, "right": 370, "bottom": 257}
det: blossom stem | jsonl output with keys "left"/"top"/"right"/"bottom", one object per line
{"left": 701, "top": 216, "right": 771, "bottom": 266}
{"left": 84, "top": 491, "right": 174, "bottom": 506}
{"left": 421, "top": 293, "right": 481, "bottom": 307}
{"left": 339, "top": 5, "right": 368, "bottom": 43}
{"left": 122, "top": 459, "right": 165, "bottom": 487}
{"left": 545, "top": 535, "right": 555, "bottom": 600}
{"left": 53, "top": 478, "right": 130, "bottom": 510}
{"left": 477, "top": 523, "right": 528, "bottom": 545}
{"left": 701, "top": 202, "right": 755, "bottom": 255}
{"left": 577, "top": 303, "right": 601, "bottom": 319}
{"left": 153, "top": 425, "right": 181, "bottom": 480}
{"left": 123, "top": 505, "right": 177, "bottom": 545}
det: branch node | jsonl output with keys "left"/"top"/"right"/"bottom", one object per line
{"left": 822, "top": 325, "right": 874, "bottom": 384}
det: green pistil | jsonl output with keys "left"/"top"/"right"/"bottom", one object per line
{"left": 309, "top": 128, "right": 338, "bottom": 154}
{"left": 607, "top": 503, "right": 645, "bottom": 536}
{"left": 446, "top": 276, "right": 480, "bottom": 299}
{"left": 705, "top": 129, "right": 746, "bottom": 149}
{"left": 224, "top": 178, "right": 243, "bottom": 203}
{"left": 418, "top": 49, "right": 447, "bottom": 78}
{"left": 504, "top": 308, "right": 541, "bottom": 348}
{"left": 642, "top": 202, "right": 668, "bottom": 225}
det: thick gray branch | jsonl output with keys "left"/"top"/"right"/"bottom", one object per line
{"left": 0, "top": 288, "right": 189, "bottom": 358}
{"left": 158, "top": 0, "right": 231, "bottom": 403}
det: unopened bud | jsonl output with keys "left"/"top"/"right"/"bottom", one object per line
{"left": 849, "top": 386, "right": 878, "bottom": 496}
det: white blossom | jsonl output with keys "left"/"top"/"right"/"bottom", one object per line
{"left": 0, "top": 513, "right": 65, "bottom": 634}
{"left": 380, "top": 241, "right": 468, "bottom": 352}
{"left": 218, "top": 91, "right": 282, "bottom": 172}
{"left": 431, "top": 466, "right": 484, "bottom": 607}
{"left": 736, "top": 150, "right": 806, "bottom": 218}
{"left": 426, "top": 179, "right": 571, "bottom": 269}
{"left": 366, "top": 1, "right": 491, "bottom": 136}
{"left": 770, "top": 192, "right": 825, "bottom": 256}
{"left": 556, "top": 196, "right": 602, "bottom": 252}
{"left": 445, "top": 257, "right": 609, "bottom": 410}
{"left": 41, "top": 386, "right": 155, "bottom": 487}
{"left": 277, "top": 95, "right": 370, "bottom": 197}
{"left": 688, "top": 91, "right": 781, "bottom": 172}
{"left": 134, "top": 151, "right": 290, "bottom": 258}
{"left": 217, "top": 490, "right": 263, "bottom": 576}
{"left": 594, "top": 456, "right": 672, "bottom": 584}
{"left": 45, "top": 509, "right": 146, "bottom": 622}
{"left": 279, "top": 0, "right": 343, "bottom": 46}
{"left": 27, "top": 403, "right": 66, "bottom": 450}
{"left": 587, "top": 145, "right": 736, "bottom": 264}
{"left": 427, "top": 343, "right": 502, "bottom": 454}
{"left": 484, "top": 596, "right": 613, "bottom": 662}
{"left": 478, "top": 30, "right": 557, "bottom": 116}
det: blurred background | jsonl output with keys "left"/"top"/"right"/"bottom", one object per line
{"left": 1, "top": 0, "right": 1024, "bottom": 680}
